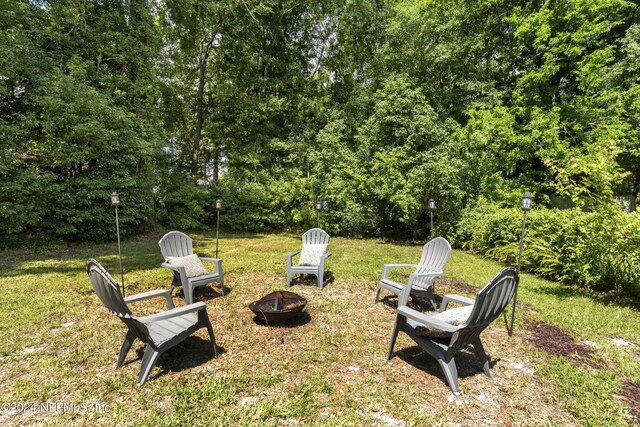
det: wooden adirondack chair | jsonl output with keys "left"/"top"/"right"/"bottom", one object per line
{"left": 86, "top": 259, "right": 218, "bottom": 386}
{"left": 286, "top": 228, "right": 331, "bottom": 289}
{"left": 387, "top": 267, "right": 518, "bottom": 394}
{"left": 159, "top": 231, "right": 225, "bottom": 304}
{"left": 375, "top": 237, "right": 452, "bottom": 308}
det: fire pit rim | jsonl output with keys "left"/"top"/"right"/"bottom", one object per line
{"left": 249, "top": 290, "right": 307, "bottom": 322}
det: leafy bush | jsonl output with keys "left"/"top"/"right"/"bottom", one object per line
{"left": 456, "top": 202, "right": 640, "bottom": 295}
{"left": 0, "top": 71, "right": 157, "bottom": 248}
{"left": 157, "top": 174, "right": 318, "bottom": 234}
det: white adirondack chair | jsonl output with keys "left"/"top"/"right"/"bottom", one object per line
{"left": 286, "top": 228, "right": 331, "bottom": 289}
{"left": 375, "top": 237, "right": 452, "bottom": 308}
{"left": 87, "top": 259, "right": 218, "bottom": 386}
{"left": 387, "top": 267, "right": 518, "bottom": 394}
{"left": 159, "top": 231, "right": 224, "bottom": 304}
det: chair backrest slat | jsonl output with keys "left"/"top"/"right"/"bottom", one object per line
{"left": 414, "top": 237, "right": 452, "bottom": 288}
{"left": 86, "top": 259, "right": 132, "bottom": 318}
{"left": 452, "top": 267, "right": 517, "bottom": 349}
{"left": 302, "top": 228, "right": 329, "bottom": 247}
{"left": 159, "top": 231, "right": 194, "bottom": 259}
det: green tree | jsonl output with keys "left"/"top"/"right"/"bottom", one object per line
{"left": 0, "top": 0, "right": 162, "bottom": 247}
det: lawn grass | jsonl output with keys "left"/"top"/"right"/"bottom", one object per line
{"left": 0, "top": 231, "right": 638, "bottom": 426}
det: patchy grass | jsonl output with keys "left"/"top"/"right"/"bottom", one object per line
{"left": 0, "top": 231, "right": 639, "bottom": 426}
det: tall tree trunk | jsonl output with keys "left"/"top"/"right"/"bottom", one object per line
{"left": 213, "top": 144, "right": 220, "bottom": 185}
{"left": 192, "top": 35, "right": 215, "bottom": 176}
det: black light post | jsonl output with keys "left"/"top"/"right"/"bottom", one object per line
{"left": 509, "top": 191, "right": 532, "bottom": 337}
{"left": 428, "top": 199, "right": 436, "bottom": 238}
{"left": 215, "top": 199, "right": 222, "bottom": 259}
{"left": 111, "top": 192, "right": 125, "bottom": 296}
{"left": 315, "top": 200, "right": 324, "bottom": 229}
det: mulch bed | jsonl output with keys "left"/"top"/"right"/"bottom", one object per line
{"left": 528, "top": 321, "right": 600, "bottom": 368}
{"left": 618, "top": 380, "right": 640, "bottom": 425}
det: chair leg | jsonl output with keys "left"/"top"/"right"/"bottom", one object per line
{"left": 203, "top": 316, "right": 218, "bottom": 357}
{"left": 387, "top": 315, "right": 404, "bottom": 360}
{"left": 374, "top": 287, "right": 382, "bottom": 304}
{"left": 472, "top": 338, "right": 491, "bottom": 378}
{"left": 286, "top": 270, "right": 292, "bottom": 288}
{"left": 163, "top": 292, "right": 175, "bottom": 309}
{"left": 317, "top": 271, "right": 324, "bottom": 290}
{"left": 117, "top": 331, "right": 136, "bottom": 368}
{"left": 426, "top": 288, "right": 438, "bottom": 310}
{"left": 436, "top": 349, "right": 460, "bottom": 394}
{"left": 219, "top": 277, "right": 225, "bottom": 297}
{"left": 184, "top": 283, "right": 194, "bottom": 305}
{"left": 137, "top": 344, "right": 160, "bottom": 386}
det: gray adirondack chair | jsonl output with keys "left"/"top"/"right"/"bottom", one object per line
{"left": 159, "top": 231, "right": 224, "bottom": 304}
{"left": 375, "top": 237, "right": 452, "bottom": 308}
{"left": 387, "top": 267, "right": 518, "bottom": 394}
{"left": 86, "top": 259, "right": 218, "bottom": 386}
{"left": 286, "top": 228, "right": 331, "bottom": 289}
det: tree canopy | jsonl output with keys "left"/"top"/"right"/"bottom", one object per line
{"left": 1, "top": 0, "right": 638, "bottom": 246}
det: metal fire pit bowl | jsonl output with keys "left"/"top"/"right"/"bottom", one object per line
{"left": 249, "top": 290, "right": 307, "bottom": 323}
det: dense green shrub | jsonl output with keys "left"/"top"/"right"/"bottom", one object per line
{"left": 456, "top": 203, "right": 640, "bottom": 295}
{"left": 157, "top": 174, "right": 319, "bottom": 234}
{"left": 0, "top": 1, "right": 161, "bottom": 248}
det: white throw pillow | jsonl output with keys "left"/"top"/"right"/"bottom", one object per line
{"left": 298, "top": 244, "right": 328, "bottom": 266}
{"left": 432, "top": 305, "right": 473, "bottom": 326}
{"left": 414, "top": 305, "right": 473, "bottom": 338}
{"left": 166, "top": 254, "right": 210, "bottom": 278}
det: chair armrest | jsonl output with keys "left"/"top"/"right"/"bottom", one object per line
{"left": 286, "top": 251, "right": 300, "bottom": 267}
{"left": 137, "top": 301, "right": 207, "bottom": 323}
{"left": 124, "top": 289, "right": 175, "bottom": 309}
{"left": 199, "top": 257, "right": 222, "bottom": 274}
{"left": 397, "top": 306, "right": 460, "bottom": 333}
{"left": 318, "top": 252, "right": 331, "bottom": 270}
{"left": 381, "top": 264, "right": 417, "bottom": 280}
{"left": 440, "top": 294, "right": 475, "bottom": 312}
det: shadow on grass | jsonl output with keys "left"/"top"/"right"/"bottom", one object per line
{"left": 129, "top": 337, "right": 224, "bottom": 381}
{"left": 392, "top": 345, "right": 498, "bottom": 388}
{"left": 251, "top": 311, "right": 312, "bottom": 328}
{"left": 0, "top": 230, "right": 265, "bottom": 278}
{"left": 534, "top": 283, "right": 640, "bottom": 311}
{"left": 375, "top": 238, "right": 424, "bottom": 247}
{"left": 190, "top": 284, "right": 230, "bottom": 301}
{"left": 287, "top": 271, "right": 335, "bottom": 289}
{"left": 378, "top": 294, "right": 439, "bottom": 312}
{"left": 190, "top": 232, "right": 265, "bottom": 240}
{"left": 0, "top": 249, "right": 164, "bottom": 278}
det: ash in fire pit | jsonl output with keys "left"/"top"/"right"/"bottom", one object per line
{"left": 249, "top": 290, "right": 307, "bottom": 323}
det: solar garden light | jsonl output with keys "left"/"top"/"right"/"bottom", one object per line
{"left": 509, "top": 191, "right": 532, "bottom": 337}
{"left": 315, "top": 200, "right": 324, "bottom": 229}
{"left": 111, "top": 192, "right": 125, "bottom": 297}
{"left": 215, "top": 199, "right": 222, "bottom": 259}
{"left": 428, "top": 198, "right": 436, "bottom": 238}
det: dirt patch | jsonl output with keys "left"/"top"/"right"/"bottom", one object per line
{"left": 618, "top": 380, "right": 640, "bottom": 425}
{"left": 436, "top": 278, "right": 478, "bottom": 295}
{"left": 528, "top": 321, "right": 599, "bottom": 368}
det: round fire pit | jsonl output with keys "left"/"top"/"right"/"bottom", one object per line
{"left": 249, "top": 290, "right": 307, "bottom": 323}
